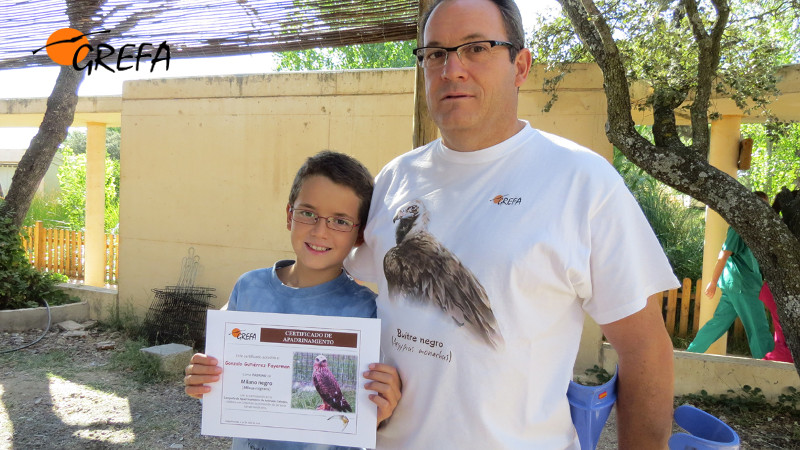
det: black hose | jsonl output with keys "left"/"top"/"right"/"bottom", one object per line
{"left": 0, "top": 299, "right": 51, "bottom": 354}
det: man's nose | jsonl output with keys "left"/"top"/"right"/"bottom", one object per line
{"left": 440, "top": 51, "right": 468, "bottom": 79}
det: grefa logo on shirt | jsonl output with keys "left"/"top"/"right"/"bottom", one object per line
{"left": 490, "top": 194, "right": 522, "bottom": 206}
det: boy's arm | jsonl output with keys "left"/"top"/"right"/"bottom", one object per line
{"left": 363, "top": 363, "right": 402, "bottom": 426}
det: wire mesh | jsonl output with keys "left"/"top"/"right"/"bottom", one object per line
{"left": 142, "top": 286, "right": 216, "bottom": 350}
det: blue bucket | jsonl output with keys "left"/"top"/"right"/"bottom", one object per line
{"left": 568, "top": 368, "right": 618, "bottom": 450}
{"left": 669, "top": 404, "right": 740, "bottom": 450}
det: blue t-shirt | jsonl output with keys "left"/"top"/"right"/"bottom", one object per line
{"left": 228, "top": 260, "right": 377, "bottom": 450}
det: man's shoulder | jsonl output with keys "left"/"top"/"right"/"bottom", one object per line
{"left": 531, "top": 128, "right": 610, "bottom": 164}
{"left": 378, "top": 141, "right": 437, "bottom": 175}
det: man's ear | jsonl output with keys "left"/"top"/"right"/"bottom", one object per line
{"left": 514, "top": 47, "right": 532, "bottom": 88}
{"left": 286, "top": 204, "right": 293, "bottom": 231}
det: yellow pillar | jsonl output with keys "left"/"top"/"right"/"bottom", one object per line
{"left": 699, "top": 115, "right": 741, "bottom": 355}
{"left": 85, "top": 122, "right": 106, "bottom": 287}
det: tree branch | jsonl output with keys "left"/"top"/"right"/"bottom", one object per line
{"left": 682, "top": 0, "right": 730, "bottom": 154}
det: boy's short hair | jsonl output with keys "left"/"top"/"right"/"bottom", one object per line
{"left": 288, "top": 151, "right": 374, "bottom": 230}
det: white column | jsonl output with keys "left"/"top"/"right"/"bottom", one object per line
{"left": 85, "top": 122, "right": 106, "bottom": 287}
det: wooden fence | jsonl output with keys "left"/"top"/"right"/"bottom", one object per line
{"left": 655, "top": 277, "right": 746, "bottom": 344}
{"left": 14, "top": 224, "right": 749, "bottom": 343}
{"left": 19, "top": 221, "right": 119, "bottom": 286}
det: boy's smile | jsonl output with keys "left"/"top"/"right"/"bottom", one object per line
{"left": 279, "top": 175, "right": 362, "bottom": 288}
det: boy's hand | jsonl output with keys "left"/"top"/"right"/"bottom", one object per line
{"left": 363, "top": 363, "right": 402, "bottom": 426}
{"left": 184, "top": 353, "right": 222, "bottom": 399}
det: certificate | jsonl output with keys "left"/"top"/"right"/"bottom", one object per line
{"left": 201, "top": 310, "right": 381, "bottom": 448}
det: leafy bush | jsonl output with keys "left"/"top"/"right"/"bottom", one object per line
{"left": 738, "top": 122, "right": 800, "bottom": 199}
{"left": 0, "top": 211, "right": 79, "bottom": 310}
{"left": 57, "top": 147, "right": 120, "bottom": 232}
{"left": 614, "top": 148, "right": 705, "bottom": 280}
{"left": 22, "top": 192, "right": 71, "bottom": 229}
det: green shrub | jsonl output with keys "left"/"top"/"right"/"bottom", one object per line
{"left": 0, "top": 211, "right": 78, "bottom": 310}
{"left": 614, "top": 148, "right": 705, "bottom": 281}
{"left": 22, "top": 193, "right": 71, "bottom": 229}
{"left": 57, "top": 148, "right": 120, "bottom": 232}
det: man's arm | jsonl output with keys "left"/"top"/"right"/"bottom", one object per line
{"left": 600, "top": 294, "right": 674, "bottom": 449}
{"left": 705, "top": 250, "right": 732, "bottom": 298}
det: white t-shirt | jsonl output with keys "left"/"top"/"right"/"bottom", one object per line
{"left": 346, "top": 123, "right": 678, "bottom": 449}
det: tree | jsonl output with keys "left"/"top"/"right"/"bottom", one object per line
{"left": 62, "top": 127, "right": 122, "bottom": 160}
{"left": 545, "top": 0, "right": 800, "bottom": 373}
{"left": 57, "top": 148, "right": 120, "bottom": 233}
{"left": 274, "top": 40, "right": 416, "bottom": 71}
{"left": 0, "top": 65, "right": 85, "bottom": 227}
{"left": 739, "top": 122, "right": 800, "bottom": 198}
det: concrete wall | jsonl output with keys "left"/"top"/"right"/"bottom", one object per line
{"left": 602, "top": 343, "right": 800, "bottom": 405}
{"left": 118, "top": 67, "right": 612, "bottom": 309}
{"left": 58, "top": 283, "right": 119, "bottom": 321}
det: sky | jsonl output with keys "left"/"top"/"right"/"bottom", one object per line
{"left": 0, "top": 0, "right": 561, "bottom": 148}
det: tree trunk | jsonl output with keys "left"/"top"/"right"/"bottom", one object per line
{"left": 558, "top": 0, "right": 800, "bottom": 375}
{"left": 412, "top": 0, "right": 438, "bottom": 148}
{"left": 0, "top": 66, "right": 85, "bottom": 227}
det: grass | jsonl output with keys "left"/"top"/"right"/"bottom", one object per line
{"left": 108, "top": 339, "right": 177, "bottom": 384}
{"left": 98, "top": 301, "right": 143, "bottom": 339}
{"left": 22, "top": 193, "right": 72, "bottom": 229}
{"left": 97, "top": 301, "right": 179, "bottom": 385}
{"left": 0, "top": 349, "right": 73, "bottom": 378}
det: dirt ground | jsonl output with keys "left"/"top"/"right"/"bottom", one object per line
{"left": 0, "top": 326, "right": 230, "bottom": 450}
{"left": 1, "top": 325, "right": 798, "bottom": 449}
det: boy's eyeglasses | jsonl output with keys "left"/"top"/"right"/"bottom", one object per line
{"left": 289, "top": 207, "right": 360, "bottom": 232}
{"left": 413, "top": 40, "right": 516, "bottom": 70}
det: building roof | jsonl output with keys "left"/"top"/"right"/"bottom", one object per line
{"left": 0, "top": 0, "right": 419, "bottom": 70}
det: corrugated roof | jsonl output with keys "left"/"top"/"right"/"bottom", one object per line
{"left": 0, "top": 0, "right": 419, "bottom": 69}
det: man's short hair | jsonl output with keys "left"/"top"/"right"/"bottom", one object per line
{"left": 419, "top": 0, "right": 525, "bottom": 62}
{"left": 288, "top": 151, "right": 374, "bottom": 229}
{"left": 754, "top": 191, "right": 769, "bottom": 202}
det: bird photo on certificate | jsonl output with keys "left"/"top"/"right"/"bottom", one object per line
{"left": 201, "top": 310, "right": 381, "bottom": 448}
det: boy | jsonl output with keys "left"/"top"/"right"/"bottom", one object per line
{"left": 184, "top": 151, "right": 401, "bottom": 450}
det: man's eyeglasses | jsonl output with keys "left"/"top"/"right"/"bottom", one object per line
{"left": 413, "top": 40, "right": 516, "bottom": 70}
{"left": 289, "top": 207, "right": 360, "bottom": 232}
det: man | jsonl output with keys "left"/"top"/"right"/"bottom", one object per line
{"left": 687, "top": 192, "right": 774, "bottom": 359}
{"left": 345, "top": 0, "right": 679, "bottom": 448}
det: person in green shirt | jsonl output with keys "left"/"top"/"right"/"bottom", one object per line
{"left": 687, "top": 192, "right": 774, "bottom": 359}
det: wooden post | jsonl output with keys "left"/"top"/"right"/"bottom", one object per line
{"left": 412, "top": 0, "right": 438, "bottom": 149}
{"left": 666, "top": 288, "right": 678, "bottom": 336}
{"left": 679, "top": 278, "right": 692, "bottom": 337}
{"left": 693, "top": 279, "right": 703, "bottom": 334}
{"left": 33, "top": 221, "right": 45, "bottom": 269}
